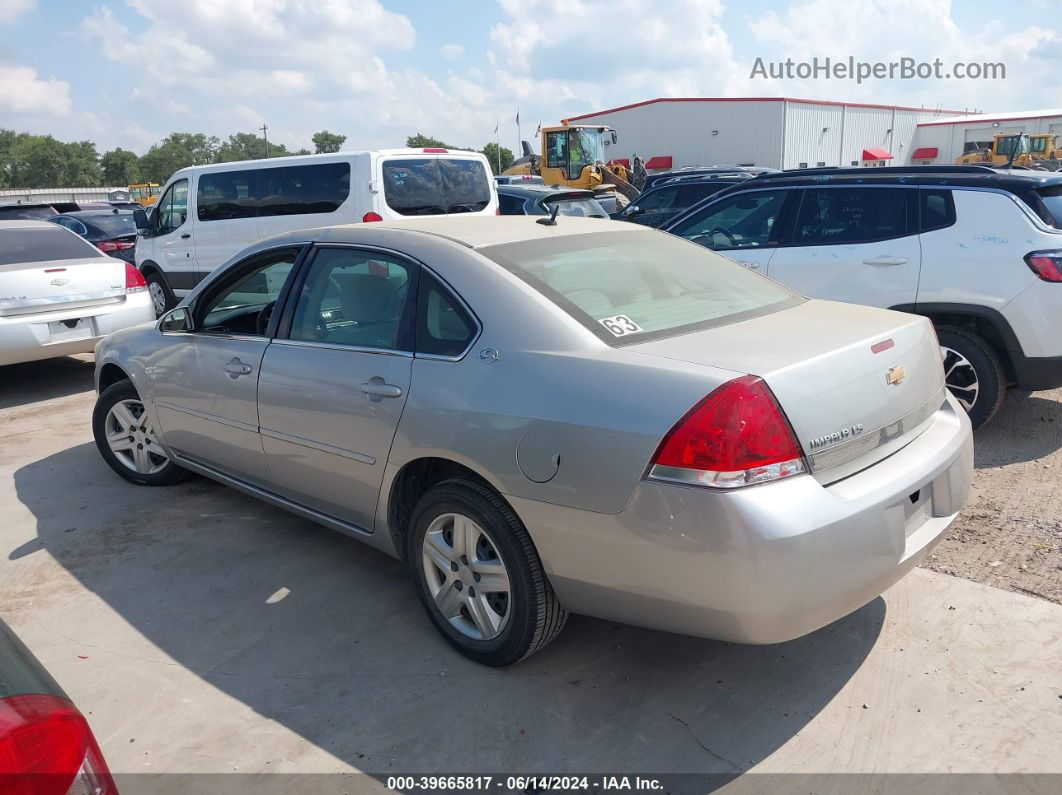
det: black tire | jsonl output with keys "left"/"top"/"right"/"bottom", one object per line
{"left": 408, "top": 478, "right": 568, "bottom": 666}
{"left": 936, "top": 325, "right": 1005, "bottom": 429}
{"left": 143, "top": 269, "right": 175, "bottom": 317}
{"left": 92, "top": 379, "right": 186, "bottom": 486}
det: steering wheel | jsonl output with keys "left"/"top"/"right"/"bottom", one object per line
{"left": 705, "top": 227, "right": 738, "bottom": 246}
{"left": 255, "top": 300, "right": 276, "bottom": 336}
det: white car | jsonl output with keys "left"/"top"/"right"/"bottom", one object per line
{"left": 0, "top": 220, "right": 155, "bottom": 367}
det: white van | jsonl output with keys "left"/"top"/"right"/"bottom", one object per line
{"left": 134, "top": 148, "right": 498, "bottom": 314}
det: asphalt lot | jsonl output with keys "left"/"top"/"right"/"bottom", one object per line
{"left": 1, "top": 355, "right": 1060, "bottom": 792}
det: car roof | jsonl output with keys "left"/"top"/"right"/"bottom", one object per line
{"left": 726, "top": 165, "right": 1062, "bottom": 192}
{"left": 497, "top": 184, "right": 595, "bottom": 199}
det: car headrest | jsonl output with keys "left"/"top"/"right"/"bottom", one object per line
{"left": 334, "top": 273, "right": 398, "bottom": 325}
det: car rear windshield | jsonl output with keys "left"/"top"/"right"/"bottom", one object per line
{"left": 86, "top": 213, "right": 138, "bottom": 237}
{"left": 382, "top": 158, "right": 492, "bottom": 216}
{"left": 0, "top": 227, "right": 104, "bottom": 266}
{"left": 1033, "top": 185, "right": 1062, "bottom": 229}
{"left": 544, "top": 197, "right": 607, "bottom": 217}
{"left": 480, "top": 230, "right": 802, "bottom": 345}
{"left": 0, "top": 205, "right": 56, "bottom": 221}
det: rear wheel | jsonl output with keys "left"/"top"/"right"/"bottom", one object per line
{"left": 144, "top": 270, "right": 174, "bottom": 317}
{"left": 92, "top": 380, "right": 186, "bottom": 486}
{"left": 409, "top": 478, "right": 567, "bottom": 666}
{"left": 936, "top": 326, "right": 1005, "bottom": 429}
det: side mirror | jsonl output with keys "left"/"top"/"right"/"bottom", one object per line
{"left": 625, "top": 205, "right": 642, "bottom": 217}
{"left": 133, "top": 207, "right": 150, "bottom": 233}
{"left": 159, "top": 307, "right": 193, "bottom": 333}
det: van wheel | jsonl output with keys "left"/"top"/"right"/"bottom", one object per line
{"left": 93, "top": 380, "right": 186, "bottom": 486}
{"left": 936, "top": 326, "right": 1005, "bottom": 429}
{"left": 144, "top": 271, "right": 174, "bottom": 317}
{"left": 409, "top": 478, "right": 568, "bottom": 666}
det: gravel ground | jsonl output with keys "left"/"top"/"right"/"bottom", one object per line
{"left": 923, "top": 387, "right": 1062, "bottom": 603}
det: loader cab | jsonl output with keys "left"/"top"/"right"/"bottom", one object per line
{"left": 541, "top": 126, "right": 616, "bottom": 184}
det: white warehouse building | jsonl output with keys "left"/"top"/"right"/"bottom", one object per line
{"left": 562, "top": 97, "right": 1062, "bottom": 171}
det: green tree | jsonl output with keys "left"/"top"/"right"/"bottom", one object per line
{"left": 406, "top": 133, "right": 455, "bottom": 149}
{"left": 312, "top": 130, "right": 346, "bottom": 154}
{"left": 100, "top": 148, "right": 140, "bottom": 186}
{"left": 9, "top": 135, "right": 67, "bottom": 187}
{"left": 0, "top": 129, "right": 21, "bottom": 188}
{"left": 480, "top": 142, "right": 514, "bottom": 175}
{"left": 62, "top": 140, "right": 103, "bottom": 186}
{"left": 137, "top": 133, "right": 220, "bottom": 184}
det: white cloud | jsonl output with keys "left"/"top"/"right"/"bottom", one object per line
{"left": 0, "top": 65, "right": 70, "bottom": 115}
{"left": 441, "top": 43, "right": 464, "bottom": 60}
{"left": 0, "top": 0, "right": 35, "bottom": 24}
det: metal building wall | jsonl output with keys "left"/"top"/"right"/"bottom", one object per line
{"left": 911, "top": 113, "right": 1062, "bottom": 162}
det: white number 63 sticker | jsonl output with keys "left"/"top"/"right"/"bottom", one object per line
{"left": 599, "top": 314, "right": 642, "bottom": 337}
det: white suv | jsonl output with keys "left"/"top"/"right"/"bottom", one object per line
{"left": 664, "top": 165, "right": 1062, "bottom": 427}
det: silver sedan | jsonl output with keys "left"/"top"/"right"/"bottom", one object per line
{"left": 92, "top": 218, "right": 973, "bottom": 666}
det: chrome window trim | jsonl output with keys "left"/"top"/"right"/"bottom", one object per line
{"left": 270, "top": 338, "right": 414, "bottom": 358}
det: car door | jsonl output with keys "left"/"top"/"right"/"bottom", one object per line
{"left": 149, "top": 246, "right": 303, "bottom": 485}
{"left": 665, "top": 188, "right": 792, "bottom": 273}
{"left": 765, "top": 186, "right": 921, "bottom": 309}
{"left": 150, "top": 178, "right": 199, "bottom": 294}
{"left": 256, "top": 246, "right": 417, "bottom": 531}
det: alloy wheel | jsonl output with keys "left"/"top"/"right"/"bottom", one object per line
{"left": 941, "top": 345, "right": 979, "bottom": 412}
{"left": 148, "top": 281, "right": 167, "bottom": 315}
{"left": 421, "top": 513, "right": 511, "bottom": 641}
{"left": 104, "top": 399, "right": 170, "bottom": 475}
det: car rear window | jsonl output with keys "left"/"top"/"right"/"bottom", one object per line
{"left": 0, "top": 205, "right": 56, "bottom": 221}
{"left": 86, "top": 213, "right": 139, "bottom": 237}
{"left": 543, "top": 197, "right": 607, "bottom": 217}
{"left": 382, "top": 158, "right": 491, "bottom": 216}
{"left": 480, "top": 230, "right": 802, "bottom": 345}
{"left": 1032, "top": 185, "right": 1062, "bottom": 229}
{"left": 0, "top": 227, "right": 104, "bottom": 266}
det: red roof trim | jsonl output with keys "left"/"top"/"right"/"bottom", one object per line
{"left": 862, "top": 148, "right": 894, "bottom": 160}
{"left": 911, "top": 147, "right": 938, "bottom": 159}
{"left": 917, "top": 113, "right": 1057, "bottom": 127}
{"left": 644, "top": 156, "right": 673, "bottom": 170}
{"left": 562, "top": 97, "right": 967, "bottom": 123}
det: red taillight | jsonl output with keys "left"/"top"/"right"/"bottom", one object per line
{"left": 1024, "top": 250, "right": 1062, "bottom": 282}
{"left": 125, "top": 263, "right": 147, "bottom": 292}
{"left": 495, "top": 207, "right": 501, "bottom": 215}
{"left": 649, "top": 375, "right": 806, "bottom": 488}
{"left": 96, "top": 240, "right": 134, "bottom": 253}
{"left": 422, "top": 148, "right": 448, "bottom": 153}
{"left": 0, "top": 694, "right": 117, "bottom": 795}
{"left": 362, "top": 212, "right": 383, "bottom": 223}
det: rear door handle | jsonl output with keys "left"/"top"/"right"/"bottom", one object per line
{"left": 863, "top": 255, "right": 908, "bottom": 265}
{"left": 224, "top": 358, "right": 253, "bottom": 378}
{"left": 361, "top": 379, "right": 403, "bottom": 400}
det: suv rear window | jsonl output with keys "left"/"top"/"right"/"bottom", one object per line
{"left": 480, "top": 230, "right": 801, "bottom": 345}
{"left": 382, "top": 158, "right": 491, "bottom": 216}
{"left": 0, "top": 227, "right": 104, "bottom": 266}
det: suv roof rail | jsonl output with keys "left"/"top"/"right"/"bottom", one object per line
{"left": 751, "top": 164, "right": 998, "bottom": 179}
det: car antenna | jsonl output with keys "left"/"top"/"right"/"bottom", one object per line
{"left": 536, "top": 203, "right": 561, "bottom": 226}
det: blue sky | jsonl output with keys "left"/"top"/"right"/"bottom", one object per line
{"left": 1, "top": 0, "right": 1058, "bottom": 156}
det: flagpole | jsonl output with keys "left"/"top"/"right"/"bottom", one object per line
{"left": 516, "top": 107, "right": 521, "bottom": 156}
{"left": 495, "top": 119, "right": 501, "bottom": 174}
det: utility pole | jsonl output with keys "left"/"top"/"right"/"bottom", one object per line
{"left": 260, "top": 124, "right": 270, "bottom": 159}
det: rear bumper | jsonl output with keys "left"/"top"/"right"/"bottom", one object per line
{"left": 1011, "top": 354, "right": 1062, "bottom": 391}
{"left": 0, "top": 292, "right": 154, "bottom": 366}
{"left": 513, "top": 393, "right": 973, "bottom": 644}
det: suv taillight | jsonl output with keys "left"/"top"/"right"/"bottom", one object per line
{"left": 0, "top": 694, "right": 117, "bottom": 795}
{"left": 362, "top": 212, "right": 383, "bottom": 223}
{"left": 648, "top": 376, "right": 806, "bottom": 488}
{"left": 125, "top": 263, "right": 147, "bottom": 293}
{"left": 1025, "top": 250, "right": 1062, "bottom": 282}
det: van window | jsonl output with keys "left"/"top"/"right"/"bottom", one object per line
{"left": 382, "top": 158, "right": 491, "bottom": 216}
{"left": 198, "top": 170, "right": 257, "bottom": 221}
{"left": 156, "top": 179, "right": 189, "bottom": 235}
{"left": 256, "top": 162, "right": 350, "bottom": 217}
{"left": 794, "top": 187, "right": 911, "bottom": 245}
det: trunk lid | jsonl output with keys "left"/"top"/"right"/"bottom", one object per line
{"left": 627, "top": 300, "right": 946, "bottom": 481}
{"left": 0, "top": 256, "right": 126, "bottom": 317}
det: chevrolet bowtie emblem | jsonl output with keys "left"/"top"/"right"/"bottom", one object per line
{"left": 886, "top": 365, "right": 906, "bottom": 385}
{"left": 50, "top": 277, "right": 69, "bottom": 287}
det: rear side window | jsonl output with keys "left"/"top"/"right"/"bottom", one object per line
{"left": 794, "top": 187, "right": 912, "bottom": 245}
{"left": 257, "top": 162, "right": 350, "bottom": 217}
{"left": 416, "top": 272, "right": 476, "bottom": 357}
{"left": 382, "top": 158, "right": 491, "bottom": 216}
{"left": 1031, "top": 185, "right": 1062, "bottom": 229}
{"left": 480, "top": 230, "right": 801, "bottom": 345}
{"left": 198, "top": 170, "right": 257, "bottom": 221}
{"left": 0, "top": 227, "right": 104, "bottom": 265}
{"left": 920, "top": 189, "right": 956, "bottom": 233}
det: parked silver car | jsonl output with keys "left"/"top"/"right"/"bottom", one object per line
{"left": 92, "top": 218, "right": 973, "bottom": 665}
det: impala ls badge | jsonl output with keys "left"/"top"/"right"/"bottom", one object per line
{"left": 50, "top": 277, "right": 69, "bottom": 287}
{"left": 886, "top": 365, "right": 906, "bottom": 386}
{"left": 809, "top": 423, "right": 865, "bottom": 450}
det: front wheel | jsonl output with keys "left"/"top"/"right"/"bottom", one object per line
{"left": 92, "top": 380, "right": 186, "bottom": 486}
{"left": 936, "top": 326, "right": 1005, "bottom": 429}
{"left": 144, "top": 271, "right": 175, "bottom": 317}
{"left": 409, "top": 478, "right": 568, "bottom": 666}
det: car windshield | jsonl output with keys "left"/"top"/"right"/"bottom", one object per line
{"left": 480, "top": 230, "right": 801, "bottom": 344}
{"left": 0, "top": 227, "right": 105, "bottom": 266}
{"left": 86, "top": 214, "right": 138, "bottom": 237}
{"left": 543, "top": 197, "right": 607, "bottom": 217}
{"left": 382, "top": 158, "right": 491, "bottom": 216}
{"left": 569, "top": 129, "right": 604, "bottom": 176}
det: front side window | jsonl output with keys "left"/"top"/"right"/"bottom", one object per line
{"left": 198, "top": 169, "right": 257, "bottom": 221}
{"left": 669, "top": 190, "right": 788, "bottom": 250}
{"left": 481, "top": 230, "right": 801, "bottom": 345}
{"left": 382, "top": 158, "right": 491, "bottom": 216}
{"left": 199, "top": 249, "right": 300, "bottom": 335}
{"left": 794, "top": 187, "right": 911, "bottom": 245}
{"left": 156, "top": 178, "right": 189, "bottom": 235}
{"left": 289, "top": 248, "right": 413, "bottom": 350}
{"left": 545, "top": 131, "right": 568, "bottom": 172}
{"left": 416, "top": 273, "right": 476, "bottom": 357}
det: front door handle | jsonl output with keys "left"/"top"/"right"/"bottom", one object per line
{"left": 181, "top": 233, "right": 191, "bottom": 239}
{"left": 361, "top": 378, "right": 403, "bottom": 401}
{"left": 863, "top": 255, "right": 908, "bottom": 266}
{"left": 224, "top": 358, "right": 253, "bottom": 379}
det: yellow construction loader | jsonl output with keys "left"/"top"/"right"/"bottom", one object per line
{"left": 955, "top": 133, "right": 1060, "bottom": 169}
{"left": 503, "top": 124, "right": 639, "bottom": 208}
